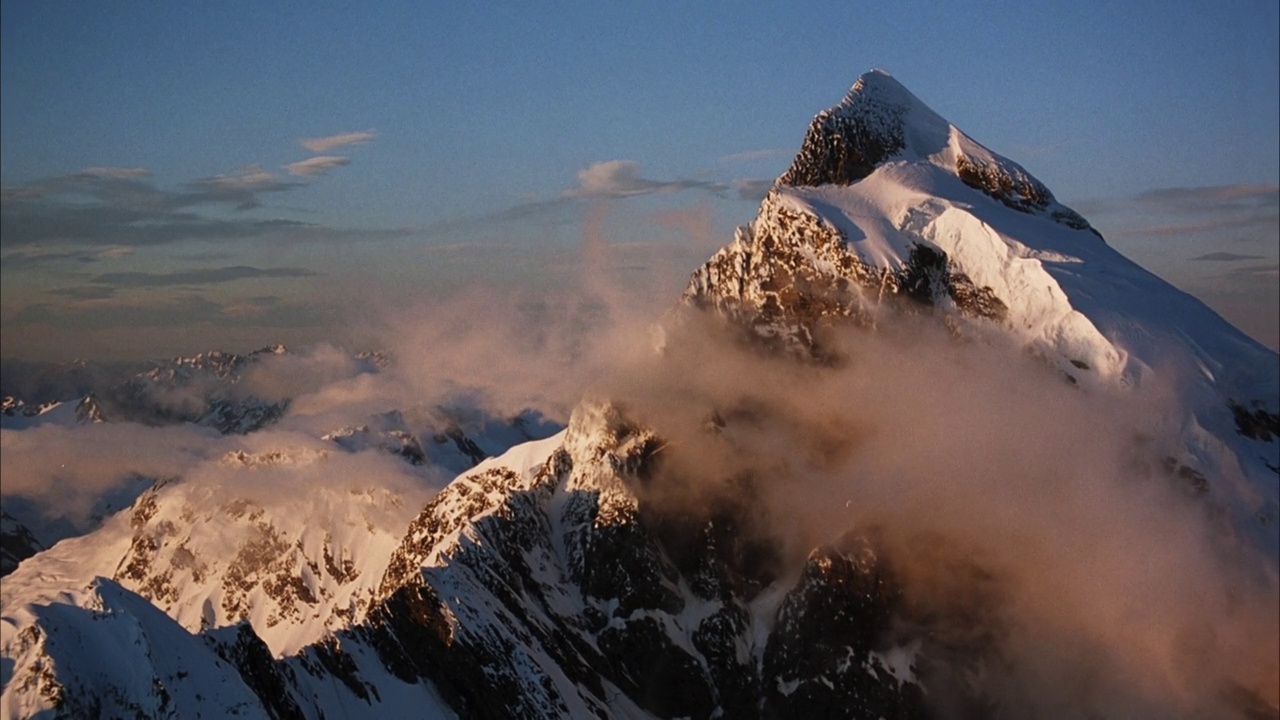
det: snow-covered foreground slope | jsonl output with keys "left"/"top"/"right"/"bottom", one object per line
{"left": 2, "top": 69, "right": 1277, "bottom": 719}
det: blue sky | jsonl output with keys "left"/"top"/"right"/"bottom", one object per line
{"left": 2, "top": 1, "right": 1277, "bottom": 360}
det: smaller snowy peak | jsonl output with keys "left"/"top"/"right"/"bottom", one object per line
{"left": 0, "top": 394, "right": 105, "bottom": 429}
{"left": 323, "top": 410, "right": 428, "bottom": 466}
{"left": 0, "top": 458, "right": 424, "bottom": 659}
{"left": 0, "top": 396, "right": 59, "bottom": 419}
{"left": 75, "top": 393, "right": 105, "bottom": 423}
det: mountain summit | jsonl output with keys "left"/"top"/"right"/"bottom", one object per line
{"left": 780, "top": 70, "right": 1090, "bottom": 230}
{"left": 780, "top": 69, "right": 942, "bottom": 186}
{"left": 3, "top": 70, "right": 1277, "bottom": 720}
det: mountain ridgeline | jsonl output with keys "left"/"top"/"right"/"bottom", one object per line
{"left": 2, "top": 70, "right": 1277, "bottom": 719}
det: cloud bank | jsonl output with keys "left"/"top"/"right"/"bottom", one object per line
{"left": 1, "top": 258, "right": 1275, "bottom": 715}
{"left": 594, "top": 311, "right": 1278, "bottom": 718}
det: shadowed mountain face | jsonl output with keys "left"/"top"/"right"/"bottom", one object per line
{"left": 2, "top": 70, "right": 1277, "bottom": 720}
{"left": 1, "top": 512, "right": 43, "bottom": 577}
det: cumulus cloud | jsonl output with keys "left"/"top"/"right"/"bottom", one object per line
{"left": 300, "top": 131, "right": 377, "bottom": 154}
{"left": 285, "top": 155, "right": 351, "bottom": 177}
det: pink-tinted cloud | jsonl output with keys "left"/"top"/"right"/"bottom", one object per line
{"left": 299, "top": 131, "right": 377, "bottom": 154}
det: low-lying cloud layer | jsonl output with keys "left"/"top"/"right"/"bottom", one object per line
{"left": 595, "top": 311, "right": 1278, "bottom": 717}
{"left": 2, "top": 182, "right": 1276, "bottom": 716}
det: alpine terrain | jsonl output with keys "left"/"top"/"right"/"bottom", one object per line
{"left": 2, "top": 70, "right": 1277, "bottom": 719}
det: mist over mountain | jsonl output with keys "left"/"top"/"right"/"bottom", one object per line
{"left": 2, "top": 70, "right": 1277, "bottom": 720}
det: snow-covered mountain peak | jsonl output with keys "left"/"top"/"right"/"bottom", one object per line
{"left": 780, "top": 69, "right": 1093, "bottom": 233}
{"left": 688, "top": 69, "right": 1277, "bottom": 549}
{"left": 780, "top": 68, "right": 941, "bottom": 187}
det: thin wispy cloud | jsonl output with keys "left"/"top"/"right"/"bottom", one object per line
{"left": 1072, "top": 183, "right": 1280, "bottom": 219}
{"left": 1190, "top": 251, "right": 1266, "bottom": 262}
{"left": 0, "top": 246, "right": 134, "bottom": 269}
{"left": 1079, "top": 183, "right": 1279, "bottom": 239}
{"left": 1077, "top": 183, "right": 1279, "bottom": 351}
{"left": 80, "top": 167, "right": 150, "bottom": 180}
{"left": 285, "top": 156, "right": 351, "bottom": 177}
{"left": 1134, "top": 183, "right": 1279, "bottom": 209}
{"left": 717, "top": 148, "right": 789, "bottom": 164}
{"left": 1127, "top": 214, "right": 1278, "bottom": 237}
{"left": 0, "top": 200, "right": 311, "bottom": 249}
{"left": 1227, "top": 263, "right": 1280, "bottom": 280}
{"left": 195, "top": 165, "right": 279, "bottom": 190}
{"left": 411, "top": 159, "right": 745, "bottom": 245}
{"left": 300, "top": 131, "right": 377, "bottom": 154}
{"left": 9, "top": 294, "right": 329, "bottom": 330}
{"left": 0, "top": 165, "right": 404, "bottom": 250}
{"left": 732, "top": 178, "right": 773, "bottom": 202}
{"left": 36, "top": 266, "right": 319, "bottom": 302}
{"left": 45, "top": 286, "right": 119, "bottom": 300}
{"left": 186, "top": 165, "right": 301, "bottom": 211}
{"left": 4, "top": 164, "right": 299, "bottom": 217}
{"left": 566, "top": 160, "right": 726, "bottom": 198}
{"left": 91, "top": 265, "right": 318, "bottom": 288}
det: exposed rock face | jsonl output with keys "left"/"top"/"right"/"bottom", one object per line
{"left": 684, "top": 190, "right": 1006, "bottom": 359}
{"left": 779, "top": 71, "right": 908, "bottom": 187}
{"left": 1231, "top": 400, "right": 1280, "bottom": 443}
{"left": 365, "top": 402, "right": 929, "bottom": 720}
{"left": 1, "top": 511, "right": 43, "bottom": 577}
{"left": 954, "top": 154, "right": 1096, "bottom": 233}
